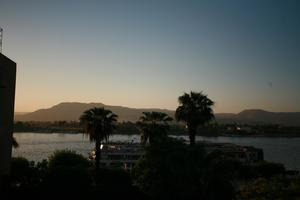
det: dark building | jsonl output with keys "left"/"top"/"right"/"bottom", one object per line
{"left": 0, "top": 53, "right": 16, "bottom": 188}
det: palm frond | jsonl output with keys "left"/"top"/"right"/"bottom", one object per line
{"left": 137, "top": 111, "right": 172, "bottom": 144}
{"left": 175, "top": 91, "right": 215, "bottom": 126}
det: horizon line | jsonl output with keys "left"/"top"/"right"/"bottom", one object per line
{"left": 14, "top": 101, "right": 300, "bottom": 114}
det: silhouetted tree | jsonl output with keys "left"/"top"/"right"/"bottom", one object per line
{"left": 45, "top": 150, "right": 92, "bottom": 194}
{"left": 175, "top": 91, "right": 214, "bottom": 145}
{"left": 80, "top": 107, "right": 118, "bottom": 169}
{"left": 132, "top": 138, "right": 218, "bottom": 199}
{"left": 137, "top": 112, "right": 172, "bottom": 145}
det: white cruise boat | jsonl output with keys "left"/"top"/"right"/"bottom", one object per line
{"left": 89, "top": 143, "right": 145, "bottom": 170}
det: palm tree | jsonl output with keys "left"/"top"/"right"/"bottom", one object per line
{"left": 175, "top": 91, "right": 214, "bottom": 145}
{"left": 137, "top": 112, "right": 172, "bottom": 145}
{"left": 80, "top": 107, "right": 118, "bottom": 169}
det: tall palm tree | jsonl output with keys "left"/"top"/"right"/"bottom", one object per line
{"left": 137, "top": 112, "right": 172, "bottom": 145}
{"left": 175, "top": 91, "right": 214, "bottom": 145}
{"left": 80, "top": 107, "right": 118, "bottom": 169}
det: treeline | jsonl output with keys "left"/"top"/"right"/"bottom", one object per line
{"left": 13, "top": 121, "right": 188, "bottom": 135}
{"left": 14, "top": 121, "right": 83, "bottom": 133}
{"left": 14, "top": 121, "right": 300, "bottom": 136}
{"left": 219, "top": 123, "right": 300, "bottom": 136}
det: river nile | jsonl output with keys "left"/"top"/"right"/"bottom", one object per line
{"left": 12, "top": 133, "right": 300, "bottom": 171}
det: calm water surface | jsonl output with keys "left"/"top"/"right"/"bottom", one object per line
{"left": 13, "top": 133, "right": 300, "bottom": 170}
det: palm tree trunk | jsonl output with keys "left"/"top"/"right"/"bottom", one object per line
{"left": 95, "top": 140, "right": 101, "bottom": 170}
{"left": 188, "top": 125, "right": 196, "bottom": 145}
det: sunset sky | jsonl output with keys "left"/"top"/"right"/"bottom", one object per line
{"left": 1, "top": 0, "right": 299, "bottom": 113}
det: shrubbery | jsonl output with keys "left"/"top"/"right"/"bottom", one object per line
{"left": 6, "top": 142, "right": 299, "bottom": 200}
{"left": 44, "top": 150, "right": 92, "bottom": 193}
{"left": 7, "top": 150, "right": 147, "bottom": 199}
{"left": 132, "top": 138, "right": 240, "bottom": 200}
{"left": 10, "top": 157, "right": 43, "bottom": 190}
{"left": 237, "top": 177, "right": 300, "bottom": 200}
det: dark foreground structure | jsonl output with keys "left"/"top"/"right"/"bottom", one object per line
{"left": 0, "top": 53, "right": 16, "bottom": 189}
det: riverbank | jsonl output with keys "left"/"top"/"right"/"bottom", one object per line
{"left": 14, "top": 130, "right": 300, "bottom": 138}
{"left": 12, "top": 133, "right": 300, "bottom": 170}
{"left": 14, "top": 121, "right": 300, "bottom": 137}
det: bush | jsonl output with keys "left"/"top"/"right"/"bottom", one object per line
{"left": 8, "top": 150, "right": 147, "bottom": 198}
{"left": 10, "top": 157, "right": 43, "bottom": 190}
{"left": 91, "top": 167, "right": 147, "bottom": 198}
{"left": 132, "top": 138, "right": 207, "bottom": 199}
{"left": 237, "top": 177, "right": 300, "bottom": 200}
{"left": 202, "top": 154, "right": 242, "bottom": 200}
{"left": 48, "top": 149, "right": 91, "bottom": 169}
{"left": 131, "top": 138, "right": 245, "bottom": 200}
{"left": 252, "top": 161, "right": 286, "bottom": 178}
{"left": 44, "top": 150, "right": 92, "bottom": 194}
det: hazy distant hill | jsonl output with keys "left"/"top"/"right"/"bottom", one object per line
{"left": 215, "top": 109, "right": 300, "bottom": 126}
{"left": 236, "top": 109, "right": 300, "bottom": 126}
{"left": 14, "top": 102, "right": 175, "bottom": 122}
{"left": 14, "top": 103, "right": 300, "bottom": 126}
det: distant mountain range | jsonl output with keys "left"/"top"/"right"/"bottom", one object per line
{"left": 14, "top": 102, "right": 300, "bottom": 126}
{"left": 216, "top": 109, "right": 300, "bottom": 126}
{"left": 14, "top": 102, "right": 174, "bottom": 123}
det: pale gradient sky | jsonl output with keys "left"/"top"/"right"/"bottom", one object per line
{"left": 1, "top": 0, "right": 300, "bottom": 113}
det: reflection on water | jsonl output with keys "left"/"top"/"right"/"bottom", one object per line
{"left": 13, "top": 133, "right": 300, "bottom": 170}
{"left": 12, "top": 133, "right": 140, "bottom": 161}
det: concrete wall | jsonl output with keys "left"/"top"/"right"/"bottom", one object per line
{"left": 0, "top": 53, "right": 16, "bottom": 188}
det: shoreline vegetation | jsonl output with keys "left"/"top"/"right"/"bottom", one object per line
{"left": 7, "top": 92, "right": 300, "bottom": 199}
{"left": 8, "top": 141, "right": 300, "bottom": 199}
{"left": 13, "top": 121, "right": 300, "bottom": 137}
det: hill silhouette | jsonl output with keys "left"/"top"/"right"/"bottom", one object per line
{"left": 216, "top": 109, "right": 300, "bottom": 126}
{"left": 14, "top": 103, "right": 300, "bottom": 126}
{"left": 14, "top": 102, "right": 175, "bottom": 122}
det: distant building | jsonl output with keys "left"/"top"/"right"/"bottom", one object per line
{"left": 0, "top": 53, "right": 16, "bottom": 189}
